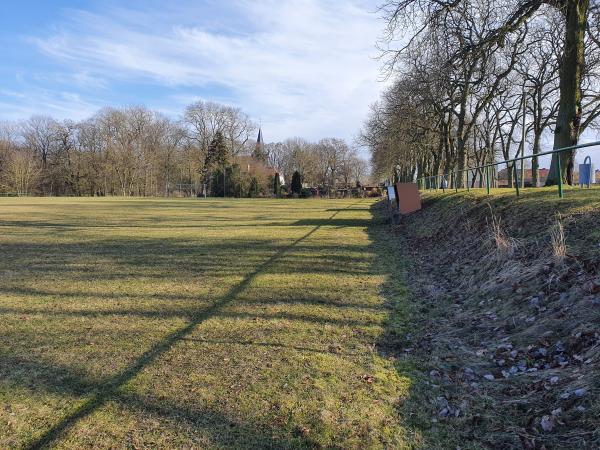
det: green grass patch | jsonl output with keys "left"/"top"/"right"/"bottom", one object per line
{"left": 0, "top": 198, "right": 417, "bottom": 449}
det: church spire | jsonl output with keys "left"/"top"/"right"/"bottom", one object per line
{"left": 253, "top": 127, "right": 267, "bottom": 162}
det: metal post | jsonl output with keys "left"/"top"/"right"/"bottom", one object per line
{"left": 557, "top": 154, "right": 564, "bottom": 198}
{"left": 485, "top": 165, "right": 490, "bottom": 195}
{"left": 520, "top": 86, "right": 526, "bottom": 189}
{"left": 466, "top": 170, "right": 470, "bottom": 191}
{"left": 455, "top": 170, "right": 458, "bottom": 192}
{"left": 513, "top": 163, "right": 520, "bottom": 197}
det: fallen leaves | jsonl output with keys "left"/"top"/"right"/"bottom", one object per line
{"left": 360, "top": 374, "right": 374, "bottom": 384}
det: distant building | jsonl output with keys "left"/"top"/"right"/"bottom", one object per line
{"left": 234, "top": 155, "right": 277, "bottom": 179}
{"left": 361, "top": 185, "right": 382, "bottom": 197}
{"left": 248, "top": 128, "right": 285, "bottom": 186}
{"left": 497, "top": 167, "right": 549, "bottom": 187}
{"left": 239, "top": 128, "right": 284, "bottom": 185}
{"left": 252, "top": 128, "right": 268, "bottom": 163}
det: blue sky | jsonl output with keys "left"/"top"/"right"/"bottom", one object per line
{"left": 0, "top": 0, "right": 384, "bottom": 143}
{"left": 1, "top": 1, "right": 598, "bottom": 166}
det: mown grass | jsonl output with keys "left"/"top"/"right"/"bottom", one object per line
{"left": 0, "top": 197, "right": 416, "bottom": 449}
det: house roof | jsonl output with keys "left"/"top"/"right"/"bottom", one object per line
{"left": 234, "top": 155, "right": 278, "bottom": 177}
{"left": 497, "top": 168, "right": 549, "bottom": 178}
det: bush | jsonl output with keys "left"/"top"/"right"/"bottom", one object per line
{"left": 291, "top": 171, "right": 302, "bottom": 195}
{"left": 300, "top": 187, "right": 312, "bottom": 198}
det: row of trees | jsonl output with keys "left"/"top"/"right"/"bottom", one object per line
{"left": 263, "top": 138, "right": 369, "bottom": 195}
{"left": 0, "top": 102, "right": 368, "bottom": 197}
{"left": 363, "top": 0, "right": 600, "bottom": 187}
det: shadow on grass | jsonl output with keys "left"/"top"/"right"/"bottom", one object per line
{"left": 0, "top": 238, "right": 372, "bottom": 281}
{"left": 16, "top": 203, "right": 362, "bottom": 450}
{"left": 0, "top": 198, "right": 418, "bottom": 448}
{"left": 291, "top": 218, "right": 373, "bottom": 227}
{"left": 0, "top": 304, "right": 382, "bottom": 328}
{"left": 181, "top": 337, "right": 360, "bottom": 358}
{"left": 366, "top": 201, "right": 424, "bottom": 444}
{"left": 0, "top": 350, "right": 314, "bottom": 449}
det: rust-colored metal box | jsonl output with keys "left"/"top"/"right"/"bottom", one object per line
{"left": 394, "top": 183, "right": 421, "bottom": 215}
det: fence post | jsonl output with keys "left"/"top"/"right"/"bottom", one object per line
{"left": 557, "top": 155, "right": 564, "bottom": 198}
{"left": 513, "top": 163, "right": 520, "bottom": 197}
{"left": 455, "top": 170, "right": 458, "bottom": 192}
{"left": 485, "top": 166, "right": 490, "bottom": 195}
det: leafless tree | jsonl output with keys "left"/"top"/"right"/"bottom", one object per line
{"left": 380, "top": 0, "right": 599, "bottom": 184}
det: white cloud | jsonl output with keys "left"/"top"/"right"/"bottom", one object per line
{"left": 26, "top": 0, "right": 386, "bottom": 143}
{"left": 0, "top": 86, "right": 101, "bottom": 121}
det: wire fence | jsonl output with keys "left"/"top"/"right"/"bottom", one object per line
{"left": 416, "top": 141, "right": 600, "bottom": 198}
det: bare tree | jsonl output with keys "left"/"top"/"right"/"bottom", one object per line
{"left": 184, "top": 100, "right": 256, "bottom": 156}
{"left": 378, "top": 0, "right": 599, "bottom": 185}
{"left": 1, "top": 148, "right": 40, "bottom": 195}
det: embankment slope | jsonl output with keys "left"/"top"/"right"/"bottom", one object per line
{"left": 386, "top": 188, "right": 600, "bottom": 449}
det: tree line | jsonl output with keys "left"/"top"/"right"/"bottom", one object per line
{"left": 363, "top": 0, "right": 600, "bottom": 187}
{"left": 0, "top": 101, "right": 368, "bottom": 197}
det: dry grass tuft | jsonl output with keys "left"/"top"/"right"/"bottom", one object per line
{"left": 485, "top": 206, "right": 520, "bottom": 262}
{"left": 550, "top": 213, "right": 567, "bottom": 262}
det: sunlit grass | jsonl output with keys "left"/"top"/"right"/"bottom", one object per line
{"left": 0, "top": 197, "right": 414, "bottom": 449}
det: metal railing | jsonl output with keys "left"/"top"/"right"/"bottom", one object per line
{"left": 416, "top": 141, "right": 600, "bottom": 198}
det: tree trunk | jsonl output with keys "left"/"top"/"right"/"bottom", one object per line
{"left": 456, "top": 136, "right": 467, "bottom": 188}
{"left": 432, "top": 154, "right": 441, "bottom": 189}
{"left": 532, "top": 130, "right": 542, "bottom": 187}
{"left": 546, "top": 0, "right": 588, "bottom": 186}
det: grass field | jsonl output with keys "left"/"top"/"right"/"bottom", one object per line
{"left": 0, "top": 198, "right": 414, "bottom": 449}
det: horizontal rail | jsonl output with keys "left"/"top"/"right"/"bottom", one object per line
{"left": 416, "top": 140, "right": 600, "bottom": 198}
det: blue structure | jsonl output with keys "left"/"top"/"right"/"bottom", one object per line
{"left": 579, "top": 156, "right": 594, "bottom": 188}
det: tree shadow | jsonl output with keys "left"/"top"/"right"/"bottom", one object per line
{"left": 366, "top": 201, "right": 424, "bottom": 440}
{"left": 291, "top": 218, "right": 374, "bottom": 227}
{"left": 0, "top": 350, "right": 316, "bottom": 449}
{"left": 1, "top": 199, "right": 408, "bottom": 448}
{"left": 0, "top": 237, "right": 371, "bottom": 282}
{"left": 13, "top": 205, "right": 355, "bottom": 450}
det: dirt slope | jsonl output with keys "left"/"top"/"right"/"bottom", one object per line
{"left": 386, "top": 188, "right": 600, "bottom": 449}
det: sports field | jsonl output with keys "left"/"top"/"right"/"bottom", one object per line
{"left": 0, "top": 198, "right": 413, "bottom": 449}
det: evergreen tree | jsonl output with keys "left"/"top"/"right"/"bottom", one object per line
{"left": 202, "top": 131, "right": 228, "bottom": 196}
{"left": 273, "top": 173, "right": 281, "bottom": 197}
{"left": 291, "top": 171, "right": 302, "bottom": 195}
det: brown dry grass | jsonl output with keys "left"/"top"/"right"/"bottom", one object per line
{"left": 550, "top": 214, "right": 567, "bottom": 262}
{"left": 386, "top": 187, "right": 600, "bottom": 449}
